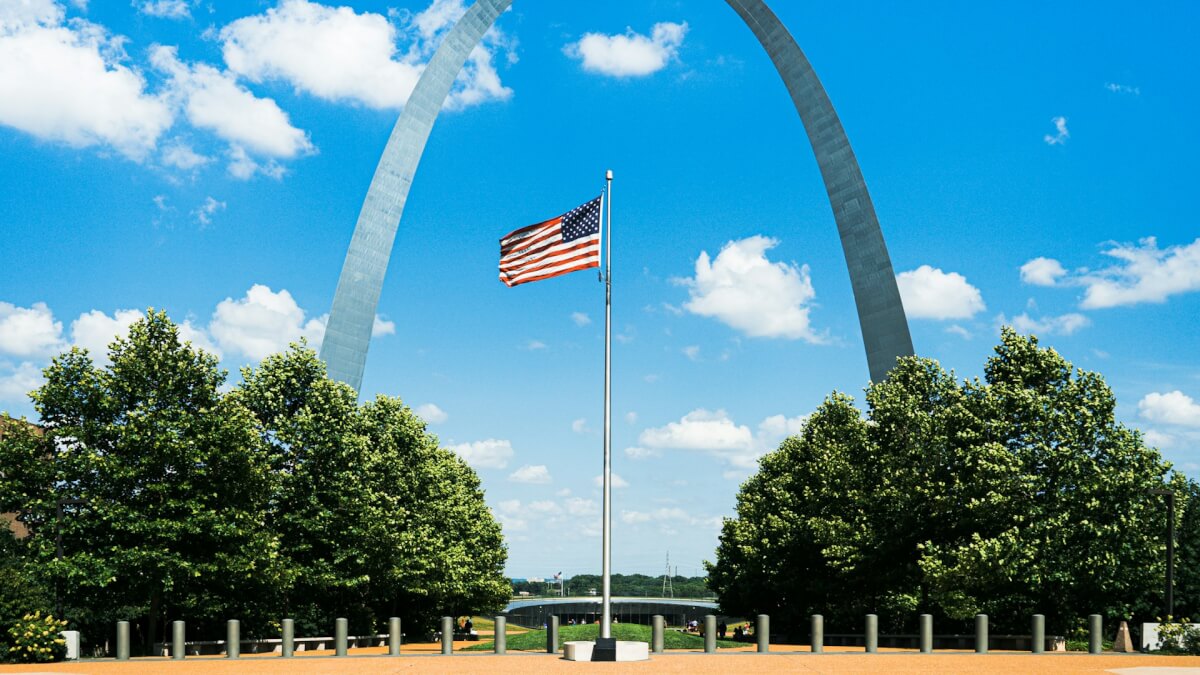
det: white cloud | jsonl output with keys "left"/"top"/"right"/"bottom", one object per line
{"left": 135, "top": 0, "right": 189, "bottom": 19}
{"left": 565, "top": 497, "right": 598, "bottom": 516}
{"left": 1044, "top": 116, "right": 1069, "bottom": 146}
{"left": 564, "top": 21, "right": 687, "bottom": 78}
{"left": 625, "top": 408, "right": 806, "bottom": 470}
{"left": 219, "top": 0, "right": 511, "bottom": 112}
{"left": 571, "top": 312, "right": 591, "bottom": 327}
{"left": 1142, "top": 429, "right": 1174, "bottom": 449}
{"left": 1002, "top": 312, "right": 1090, "bottom": 336}
{"left": 620, "top": 510, "right": 651, "bottom": 524}
{"left": 1078, "top": 237, "right": 1200, "bottom": 309}
{"left": 526, "top": 500, "right": 559, "bottom": 516}
{"left": 192, "top": 196, "right": 225, "bottom": 226}
{"left": 177, "top": 319, "right": 220, "bottom": 356}
{"left": 208, "top": 285, "right": 324, "bottom": 360}
{"left": 373, "top": 315, "right": 396, "bottom": 337}
{"left": 1139, "top": 391, "right": 1200, "bottom": 428}
{"left": 1105, "top": 82, "right": 1140, "bottom": 95}
{"left": 509, "top": 464, "right": 552, "bottom": 484}
{"left": 593, "top": 473, "right": 628, "bottom": 489}
{"left": 0, "top": 361, "right": 43, "bottom": 404}
{"left": 0, "top": 8, "right": 173, "bottom": 160}
{"left": 414, "top": 403, "right": 447, "bottom": 424}
{"left": 896, "top": 265, "right": 985, "bottom": 320}
{"left": 571, "top": 418, "right": 589, "bottom": 434}
{"left": 625, "top": 411, "right": 637, "bottom": 425}
{"left": 680, "top": 236, "right": 823, "bottom": 342}
{"left": 682, "top": 345, "right": 700, "bottom": 361}
{"left": 69, "top": 308, "right": 142, "bottom": 360}
{"left": 161, "top": 139, "right": 210, "bottom": 169}
{"left": 151, "top": 45, "right": 313, "bottom": 160}
{"left": 946, "top": 324, "right": 971, "bottom": 339}
{"left": 524, "top": 340, "right": 547, "bottom": 351}
{"left": 0, "top": 302, "right": 65, "bottom": 358}
{"left": 1020, "top": 257, "right": 1067, "bottom": 286}
{"left": 450, "top": 438, "right": 514, "bottom": 469}
{"left": 620, "top": 507, "right": 722, "bottom": 530}
{"left": 225, "top": 144, "right": 285, "bottom": 181}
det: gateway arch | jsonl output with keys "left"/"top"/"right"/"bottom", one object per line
{"left": 320, "top": 0, "right": 914, "bottom": 391}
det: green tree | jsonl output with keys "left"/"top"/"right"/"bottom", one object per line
{"left": 708, "top": 330, "right": 1179, "bottom": 636}
{"left": 1, "top": 311, "right": 282, "bottom": 651}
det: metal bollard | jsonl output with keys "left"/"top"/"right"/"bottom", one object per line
{"left": 1031, "top": 614, "right": 1045, "bottom": 654}
{"left": 282, "top": 618, "right": 294, "bottom": 658}
{"left": 919, "top": 614, "right": 932, "bottom": 654}
{"left": 975, "top": 614, "right": 988, "bottom": 654}
{"left": 389, "top": 617, "right": 401, "bottom": 656}
{"left": 116, "top": 621, "right": 130, "bottom": 661}
{"left": 704, "top": 615, "right": 716, "bottom": 653}
{"left": 811, "top": 614, "right": 824, "bottom": 653}
{"left": 442, "top": 616, "right": 454, "bottom": 655}
{"left": 546, "top": 615, "right": 559, "bottom": 654}
{"left": 757, "top": 614, "right": 769, "bottom": 653}
{"left": 865, "top": 614, "right": 878, "bottom": 654}
{"left": 172, "top": 620, "right": 186, "bottom": 659}
{"left": 494, "top": 616, "right": 506, "bottom": 655}
{"left": 335, "top": 617, "right": 348, "bottom": 657}
{"left": 651, "top": 615, "right": 665, "bottom": 654}
{"left": 227, "top": 620, "right": 240, "bottom": 659}
{"left": 1089, "top": 614, "right": 1102, "bottom": 654}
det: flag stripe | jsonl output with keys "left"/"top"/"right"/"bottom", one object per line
{"left": 503, "top": 258, "right": 600, "bottom": 287}
{"left": 500, "top": 236, "right": 598, "bottom": 274}
{"left": 500, "top": 217, "right": 562, "bottom": 249}
{"left": 501, "top": 243, "right": 601, "bottom": 284}
{"left": 499, "top": 225, "right": 566, "bottom": 266}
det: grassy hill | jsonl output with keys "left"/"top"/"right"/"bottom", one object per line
{"left": 464, "top": 623, "right": 743, "bottom": 651}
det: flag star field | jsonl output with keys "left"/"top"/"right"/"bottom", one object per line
{"left": 1, "top": 0, "right": 1198, "bottom": 578}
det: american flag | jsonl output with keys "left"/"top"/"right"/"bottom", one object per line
{"left": 499, "top": 195, "right": 602, "bottom": 287}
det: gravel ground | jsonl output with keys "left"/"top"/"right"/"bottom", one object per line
{"left": 3, "top": 647, "right": 1200, "bottom": 674}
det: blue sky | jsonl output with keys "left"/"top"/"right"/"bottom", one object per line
{"left": 2, "top": 0, "right": 1199, "bottom": 580}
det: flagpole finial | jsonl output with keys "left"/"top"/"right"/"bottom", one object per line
{"left": 606, "top": 169, "right": 613, "bottom": 180}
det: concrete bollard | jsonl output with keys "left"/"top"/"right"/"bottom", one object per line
{"left": 335, "top": 617, "right": 348, "bottom": 657}
{"left": 494, "top": 616, "right": 506, "bottom": 655}
{"left": 116, "top": 621, "right": 130, "bottom": 661}
{"left": 919, "top": 614, "right": 932, "bottom": 654}
{"left": 282, "top": 618, "right": 294, "bottom": 658}
{"left": 975, "top": 614, "right": 988, "bottom": 654}
{"left": 442, "top": 617, "right": 454, "bottom": 655}
{"left": 651, "top": 615, "right": 665, "bottom": 654}
{"left": 704, "top": 615, "right": 716, "bottom": 653}
{"left": 757, "top": 614, "right": 769, "bottom": 653}
{"left": 1089, "top": 614, "right": 1102, "bottom": 655}
{"left": 865, "top": 614, "right": 878, "bottom": 654}
{"left": 172, "top": 620, "right": 186, "bottom": 659}
{"left": 226, "top": 620, "right": 240, "bottom": 659}
{"left": 389, "top": 617, "right": 401, "bottom": 656}
{"left": 546, "top": 615, "right": 559, "bottom": 654}
{"left": 811, "top": 614, "right": 824, "bottom": 653}
{"left": 1031, "top": 614, "right": 1045, "bottom": 654}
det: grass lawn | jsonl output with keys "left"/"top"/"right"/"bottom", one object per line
{"left": 464, "top": 623, "right": 744, "bottom": 651}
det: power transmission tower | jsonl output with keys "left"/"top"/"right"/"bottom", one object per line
{"left": 662, "top": 552, "right": 674, "bottom": 598}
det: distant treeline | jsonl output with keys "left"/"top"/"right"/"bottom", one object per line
{"left": 512, "top": 574, "right": 712, "bottom": 599}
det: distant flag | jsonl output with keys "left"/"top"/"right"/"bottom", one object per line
{"left": 499, "top": 195, "right": 603, "bottom": 287}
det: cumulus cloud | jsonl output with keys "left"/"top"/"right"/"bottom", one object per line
{"left": 70, "top": 308, "right": 142, "bottom": 359}
{"left": 1001, "top": 312, "right": 1090, "bottom": 337}
{"left": 509, "top": 464, "right": 552, "bottom": 484}
{"left": 1139, "top": 391, "right": 1200, "bottom": 428}
{"left": 565, "top": 497, "right": 598, "bottom": 516}
{"left": 219, "top": 0, "right": 511, "bottom": 112}
{"left": 151, "top": 45, "right": 314, "bottom": 161}
{"left": 592, "top": 473, "right": 628, "bottom": 489}
{"left": 1105, "top": 82, "right": 1140, "bottom": 95}
{"left": 0, "top": 6, "right": 173, "bottom": 160}
{"left": 450, "top": 438, "right": 514, "bottom": 469}
{"left": 1044, "top": 116, "right": 1069, "bottom": 146}
{"left": 620, "top": 507, "right": 723, "bottom": 531}
{"left": 571, "top": 418, "right": 589, "bottom": 434}
{"left": 192, "top": 196, "right": 225, "bottom": 226}
{"left": 0, "top": 360, "right": 43, "bottom": 404}
{"left": 896, "top": 265, "right": 986, "bottom": 320}
{"left": 1078, "top": 237, "right": 1200, "bottom": 309}
{"left": 208, "top": 285, "right": 324, "bottom": 360}
{"left": 571, "top": 312, "right": 591, "bottom": 327}
{"left": 160, "top": 139, "right": 210, "bottom": 170}
{"left": 680, "top": 236, "right": 823, "bottom": 342}
{"left": 1020, "top": 257, "right": 1067, "bottom": 287}
{"left": 0, "top": 302, "right": 65, "bottom": 358}
{"left": 414, "top": 403, "right": 447, "bottom": 424}
{"left": 625, "top": 408, "right": 806, "bottom": 470}
{"left": 564, "top": 21, "right": 687, "bottom": 77}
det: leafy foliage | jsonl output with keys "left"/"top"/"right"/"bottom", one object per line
{"left": 708, "top": 330, "right": 1180, "bottom": 636}
{"left": 0, "top": 311, "right": 508, "bottom": 651}
{"left": 5, "top": 611, "right": 66, "bottom": 663}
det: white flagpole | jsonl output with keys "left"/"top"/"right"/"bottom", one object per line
{"left": 601, "top": 169, "right": 613, "bottom": 639}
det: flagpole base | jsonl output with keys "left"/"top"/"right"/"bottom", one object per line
{"left": 562, "top": 639, "right": 649, "bottom": 662}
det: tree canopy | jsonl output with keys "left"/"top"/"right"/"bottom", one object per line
{"left": 708, "top": 329, "right": 1185, "bottom": 636}
{"left": 0, "top": 310, "right": 508, "bottom": 653}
